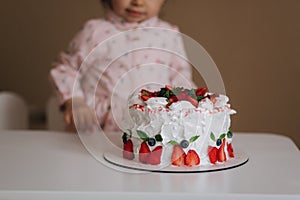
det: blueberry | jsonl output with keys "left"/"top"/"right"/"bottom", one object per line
{"left": 180, "top": 140, "right": 189, "bottom": 149}
{"left": 227, "top": 131, "right": 233, "bottom": 138}
{"left": 216, "top": 138, "right": 222, "bottom": 146}
{"left": 148, "top": 138, "right": 156, "bottom": 146}
{"left": 122, "top": 133, "right": 127, "bottom": 144}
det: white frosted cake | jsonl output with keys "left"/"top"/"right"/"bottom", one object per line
{"left": 122, "top": 86, "right": 236, "bottom": 167}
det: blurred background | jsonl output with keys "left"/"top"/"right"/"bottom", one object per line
{"left": 0, "top": 0, "right": 299, "bottom": 148}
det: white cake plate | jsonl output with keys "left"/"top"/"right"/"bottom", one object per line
{"left": 103, "top": 148, "right": 249, "bottom": 173}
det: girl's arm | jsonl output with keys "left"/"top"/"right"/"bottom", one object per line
{"left": 49, "top": 20, "right": 96, "bottom": 106}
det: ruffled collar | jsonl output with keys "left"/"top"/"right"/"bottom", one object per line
{"left": 105, "top": 10, "right": 159, "bottom": 30}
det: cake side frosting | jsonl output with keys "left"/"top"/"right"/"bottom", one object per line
{"left": 123, "top": 86, "right": 236, "bottom": 167}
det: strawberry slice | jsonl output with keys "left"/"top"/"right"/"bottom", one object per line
{"left": 141, "top": 95, "right": 151, "bottom": 101}
{"left": 208, "top": 146, "right": 218, "bottom": 164}
{"left": 165, "top": 85, "right": 173, "bottom": 91}
{"left": 175, "top": 93, "right": 187, "bottom": 101}
{"left": 171, "top": 145, "right": 186, "bottom": 167}
{"left": 123, "top": 139, "right": 134, "bottom": 160}
{"left": 139, "top": 141, "right": 151, "bottom": 163}
{"left": 217, "top": 139, "right": 227, "bottom": 162}
{"left": 227, "top": 142, "right": 234, "bottom": 158}
{"left": 152, "top": 91, "right": 160, "bottom": 97}
{"left": 147, "top": 146, "right": 163, "bottom": 165}
{"left": 187, "top": 96, "right": 199, "bottom": 107}
{"left": 185, "top": 150, "right": 200, "bottom": 167}
{"left": 169, "top": 95, "right": 178, "bottom": 103}
{"left": 196, "top": 87, "right": 207, "bottom": 96}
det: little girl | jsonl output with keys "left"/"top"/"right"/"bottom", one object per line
{"left": 50, "top": 0, "right": 194, "bottom": 132}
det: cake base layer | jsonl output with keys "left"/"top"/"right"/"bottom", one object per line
{"left": 104, "top": 148, "right": 248, "bottom": 173}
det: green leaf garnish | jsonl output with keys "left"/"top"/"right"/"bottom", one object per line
{"left": 187, "top": 89, "right": 197, "bottom": 99}
{"left": 189, "top": 135, "right": 200, "bottom": 143}
{"left": 136, "top": 130, "right": 149, "bottom": 141}
{"left": 155, "top": 134, "right": 163, "bottom": 142}
{"left": 210, "top": 132, "right": 216, "bottom": 142}
{"left": 168, "top": 140, "right": 179, "bottom": 146}
{"left": 197, "top": 96, "right": 205, "bottom": 101}
{"left": 141, "top": 91, "right": 149, "bottom": 96}
{"left": 227, "top": 133, "right": 231, "bottom": 138}
{"left": 171, "top": 87, "right": 183, "bottom": 95}
{"left": 219, "top": 133, "right": 226, "bottom": 140}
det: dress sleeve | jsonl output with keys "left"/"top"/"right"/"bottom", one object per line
{"left": 169, "top": 28, "right": 195, "bottom": 87}
{"left": 49, "top": 20, "right": 96, "bottom": 105}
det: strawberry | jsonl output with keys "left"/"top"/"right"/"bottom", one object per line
{"left": 171, "top": 145, "right": 186, "bottom": 167}
{"left": 139, "top": 141, "right": 151, "bottom": 163}
{"left": 123, "top": 139, "right": 134, "bottom": 160}
{"left": 217, "top": 139, "right": 227, "bottom": 162}
{"left": 196, "top": 87, "right": 207, "bottom": 96}
{"left": 152, "top": 91, "right": 160, "bottom": 97}
{"left": 208, "top": 146, "right": 218, "bottom": 164}
{"left": 227, "top": 142, "right": 234, "bottom": 158}
{"left": 176, "top": 93, "right": 187, "bottom": 101}
{"left": 147, "top": 146, "right": 163, "bottom": 165}
{"left": 186, "top": 96, "right": 199, "bottom": 107}
{"left": 169, "top": 95, "right": 178, "bottom": 103}
{"left": 141, "top": 95, "right": 151, "bottom": 101}
{"left": 185, "top": 150, "right": 200, "bottom": 167}
{"left": 165, "top": 85, "right": 173, "bottom": 91}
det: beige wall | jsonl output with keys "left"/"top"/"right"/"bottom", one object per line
{"left": 0, "top": 0, "right": 299, "bottom": 148}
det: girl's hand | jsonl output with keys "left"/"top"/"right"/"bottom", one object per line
{"left": 63, "top": 98, "right": 97, "bottom": 132}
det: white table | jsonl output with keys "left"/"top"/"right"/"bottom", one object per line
{"left": 0, "top": 130, "right": 299, "bottom": 200}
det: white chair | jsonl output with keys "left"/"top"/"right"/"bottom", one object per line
{"left": 46, "top": 95, "right": 65, "bottom": 131}
{"left": 0, "top": 92, "right": 29, "bottom": 129}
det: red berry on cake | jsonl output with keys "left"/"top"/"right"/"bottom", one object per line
{"left": 123, "top": 139, "right": 134, "bottom": 160}
{"left": 165, "top": 85, "right": 173, "bottom": 91}
{"left": 171, "top": 145, "right": 186, "bottom": 167}
{"left": 227, "top": 142, "right": 234, "bottom": 158}
{"left": 169, "top": 95, "right": 178, "bottom": 103}
{"left": 141, "top": 95, "right": 151, "bottom": 101}
{"left": 186, "top": 96, "right": 199, "bottom": 107}
{"left": 175, "top": 93, "right": 187, "bottom": 101}
{"left": 185, "top": 150, "right": 200, "bottom": 167}
{"left": 196, "top": 87, "right": 207, "bottom": 97}
{"left": 217, "top": 139, "right": 227, "bottom": 162}
{"left": 139, "top": 141, "right": 151, "bottom": 163}
{"left": 147, "top": 146, "right": 163, "bottom": 165}
{"left": 208, "top": 146, "right": 218, "bottom": 164}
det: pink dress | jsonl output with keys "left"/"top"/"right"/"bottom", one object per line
{"left": 50, "top": 11, "right": 194, "bottom": 131}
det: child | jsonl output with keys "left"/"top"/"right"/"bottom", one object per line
{"left": 50, "top": 0, "right": 194, "bottom": 132}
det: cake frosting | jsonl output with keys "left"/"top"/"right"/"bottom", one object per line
{"left": 122, "top": 86, "right": 236, "bottom": 167}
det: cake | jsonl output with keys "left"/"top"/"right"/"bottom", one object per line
{"left": 122, "top": 85, "right": 236, "bottom": 167}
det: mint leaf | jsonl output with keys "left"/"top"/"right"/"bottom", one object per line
{"left": 136, "top": 130, "right": 149, "bottom": 141}
{"left": 227, "top": 131, "right": 233, "bottom": 138}
{"left": 168, "top": 140, "right": 179, "bottom": 146}
{"left": 210, "top": 132, "right": 216, "bottom": 141}
{"left": 187, "top": 89, "right": 197, "bottom": 99}
{"left": 155, "top": 134, "right": 163, "bottom": 142}
{"left": 197, "top": 96, "right": 205, "bottom": 101}
{"left": 219, "top": 133, "right": 226, "bottom": 140}
{"left": 171, "top": 87, "right": 183, "bottom": 95}
{"left": 141, "top": 91, "right": 149, "bottom": 96}
{"left": 189, "top": 135, "right": 200, "bottom": 143}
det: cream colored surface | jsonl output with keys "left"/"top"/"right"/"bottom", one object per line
{"left": 0, "top": 0, "right": 299, "bottom": 147}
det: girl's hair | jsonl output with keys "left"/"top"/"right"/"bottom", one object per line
{"left": 101, "top": 0, "right": 113, "bottom": 9}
